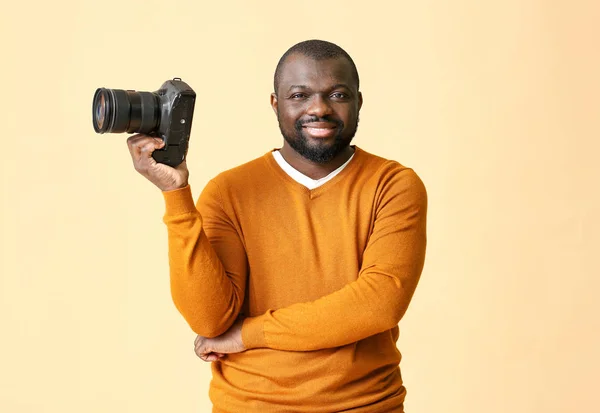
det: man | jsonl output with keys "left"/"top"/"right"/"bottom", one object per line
{"left": 127, "top": 40, "right": 427, "bottom": 413}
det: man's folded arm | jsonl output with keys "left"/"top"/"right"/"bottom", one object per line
{"left": 241, "top": 168, "right": 427, "bottom": 351}
{"left": 162, "top": 180, "right": 248, "bottom": 338}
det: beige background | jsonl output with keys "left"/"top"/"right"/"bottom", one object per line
{"left": 1, "top": 0, "right": 598, "bottom": 412}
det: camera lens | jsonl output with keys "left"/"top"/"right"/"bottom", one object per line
{"left": 95, "top": 93, "right": 106, "bottom": 130}
{"left": 92, "top": 88, "right": 160, "bottom": 134}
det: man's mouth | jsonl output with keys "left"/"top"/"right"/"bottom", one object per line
{"left": 301, "top": 122, "right": 338, "bottom": 138}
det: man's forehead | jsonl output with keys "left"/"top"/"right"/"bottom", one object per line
{"left": 279, "top": 54, "right": 355, "bottom": 89}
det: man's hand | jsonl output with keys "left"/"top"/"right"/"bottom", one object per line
{"left": 194, "top": 318, "right": 247, "bottom": 362}
{"left": 126, "top": 133, "right": 189, "bottom": 192}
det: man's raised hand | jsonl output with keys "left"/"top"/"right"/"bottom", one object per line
{"left": 126, "top": 134, "right": 189, "bottom": 192}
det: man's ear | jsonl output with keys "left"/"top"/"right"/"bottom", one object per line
{"left": 358, "top": 91, "right": 363, "bottom": 112}
{"left": 270, "top": 93, "right": 278, "bottom": 116}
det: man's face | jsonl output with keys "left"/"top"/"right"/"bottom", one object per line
{"left": 271, "top": 54, "right": 363, "bottom": 163}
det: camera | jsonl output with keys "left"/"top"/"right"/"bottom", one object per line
{"left": 92, "top": 78, "right": 196, "bottom": 167}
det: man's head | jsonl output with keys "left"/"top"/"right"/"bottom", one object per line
{"left": 271, "top": 40, "right": 363, "bottom": 164}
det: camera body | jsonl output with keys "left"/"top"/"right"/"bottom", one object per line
{"left": 92, "top": 78, "right": 196, "bottom": 167}
{"left": 149, "top": 78, "right": 196, "bottom": 167}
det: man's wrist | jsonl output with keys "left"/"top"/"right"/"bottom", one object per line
{"left": 161, "top": 182, "right": 189, "bottom": 192}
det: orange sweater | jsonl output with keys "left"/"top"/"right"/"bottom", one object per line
{"left": 162, "top": 146, "right": 428, "bottom": 413}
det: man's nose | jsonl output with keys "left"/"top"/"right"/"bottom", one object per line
{"left": 306, "top": 94, "right": 333, "bottom": 118}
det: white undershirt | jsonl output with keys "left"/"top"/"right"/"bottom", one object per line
{"left": 272, "top": 150, "right": 355, "bottom": 190}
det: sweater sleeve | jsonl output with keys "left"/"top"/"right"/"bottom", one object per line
{"left": 162, "top": 181, "right": 248, "bottom": 338}
{"left": 241, "top": 167, "right": 427, "bottom": 351}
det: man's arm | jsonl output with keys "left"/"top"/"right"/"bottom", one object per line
{"left": 163, "top": 180, "right": 248, "bottom": 338}
{"left": 241, "top": 167, "right": 427, "bottom": 352}
{"left": 125, "top": 134, "right": 247, "bottom": 338}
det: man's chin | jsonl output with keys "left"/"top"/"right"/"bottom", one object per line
{"left": 282, "top": 129, "right": 354, "bottom": 163}
{"left": 302, "top": 137, "right": 337, "bottom": 151}
{"left": 301, "top": 142, "right": 351, "bottom": 163}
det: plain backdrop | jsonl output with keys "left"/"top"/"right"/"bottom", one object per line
{"left": 1, "top": 1, "right": 598, "bottom": 412}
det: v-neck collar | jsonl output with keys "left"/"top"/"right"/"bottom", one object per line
{"left": 263, "top": 146, "right": 363, "bottom": 199}
{"left": 272, "top": 149, "right": 355, "bottom": 189}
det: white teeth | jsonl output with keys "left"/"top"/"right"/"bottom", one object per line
{"left": 305, "top": 127, "right": 334, "bottom": 137}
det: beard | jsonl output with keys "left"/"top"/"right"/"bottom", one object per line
{"left": 277, "top": 112, "right": 359, "bottom": 164}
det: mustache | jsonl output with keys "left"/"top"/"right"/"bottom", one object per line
{"left": 296, "top": 116, "right": 344, "bottom": 128}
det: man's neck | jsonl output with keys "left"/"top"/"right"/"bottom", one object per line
{"left": 278, "top": 144, "right": 355, "bottom": 180}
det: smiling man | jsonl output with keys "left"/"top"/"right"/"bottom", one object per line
{"left": 127, "top": 39, "right": 428, "bottom": 413}
{"left": 273, "top": 48, "right": 361, "bottom": 169}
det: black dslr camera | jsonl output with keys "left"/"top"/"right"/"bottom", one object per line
{"left": 92, "top": 78, "right": 196, "bottom": 167}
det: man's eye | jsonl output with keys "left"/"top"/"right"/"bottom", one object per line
{"left": 331, "top": 92, "right": 347, "bottom": 99}
{"left": 291, "top": 93, "right": 306, "bottom": 99}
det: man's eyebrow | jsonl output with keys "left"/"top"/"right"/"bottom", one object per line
{"left": 287, "top": 85, "right": 309, "bottom": 92}
{"left": 331, "top": 84, "right": 351, "bottom": 90}
{"left": 287, "top": 84, "right": 352, "bottom": 92}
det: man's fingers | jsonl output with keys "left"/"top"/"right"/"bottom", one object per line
{"left": 138, "top": 139, "right": 164, "bottom": 157}
{"left": 194, "top": 336, "right": 226, "bottom": 362}
{"left": 200, "top": 352, "right": 225, "bottom": 362}
{"left": 126, "top": 133, "right": 161, "bottom": 143}
{"left": 125, "top": 133, "right": 187, "bottom": 191}
{"left": 127, "top": 133, "right": 153, "bottom": 150}
{"left": 126, "top": 133, "right": 144, "bottom": 145}
{"left": 129, "top": 138, "right": 165, "bottom": 173}
{"left": 195, "top": 341, "right": 209, "bottom": 357}
{"left": 127, "top": 134, "right": 164, "bottom": 155}
{"left": 194, "top": 335, "right": 213, "bottom": 349}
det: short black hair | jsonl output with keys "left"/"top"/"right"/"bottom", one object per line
{"left": 273, "top": 39, "right": 360, "bottom": 95}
